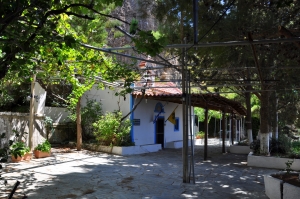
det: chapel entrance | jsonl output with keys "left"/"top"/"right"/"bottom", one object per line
{"left": 156, "top": 117, "right": 165, "bottom": 148}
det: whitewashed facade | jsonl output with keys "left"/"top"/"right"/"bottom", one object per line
{"left": 82, "top": 86, "right": 192, "bottom": 150}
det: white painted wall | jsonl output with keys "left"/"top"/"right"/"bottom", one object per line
{"left": 82, "top": 86, "right": 130, "bottom": 117}
{"left": 81, "top": 87, "right": 194, "bottom": 149}
{"left": 44, "top": 107, "right": 70, "bottom": 123}
{"left": 34, "top": 82, "right": 47, "bottom": 116}
{"left": 132, "top": 99, "right": 183, "bottom": 147}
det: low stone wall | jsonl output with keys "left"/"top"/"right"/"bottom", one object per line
{"left": 229, "top": 145, "right": 252, "bottom": 154}
{"left": 0, "top": 112, "right": 75, "bottom": 148}
{"left": 0, "top": 112, "right": 46, "bottom": 149}
{"left": 48, "top": 122, "right": 76, "bottom": 144}
{"left": 248, "top": 152, "right": 300, "bottom": 171}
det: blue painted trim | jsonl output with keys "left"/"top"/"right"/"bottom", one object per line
{"left": 154, "top": 116, "right": 164, "bottom": 144}
{"left": 130, "top": 94, "right": 134, "bottom": 143}
{"left": 174, "top": 117, "right": 179, "bottom": 132}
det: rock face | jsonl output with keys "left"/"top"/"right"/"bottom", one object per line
{"left": 108, "top": 0, "right": 157, "bottom": 48}
{"left": 107, "top": 0, "right": 181, "bottom": 85}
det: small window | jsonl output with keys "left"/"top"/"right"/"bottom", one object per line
{"left": 174, "top": 117, "right": 179, "bottom": 131}
{"left": 133, "top": 119, "right": 140, "bottom": 126}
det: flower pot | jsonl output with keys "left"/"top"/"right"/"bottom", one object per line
{"left": 11, "top": 155, "right": 22, "bottom": 163}
{"left": 23, "top": 152, "right": 32, "bottom": 161}
{"left": 34, "top": 150, "right": 51, "bottom": 158}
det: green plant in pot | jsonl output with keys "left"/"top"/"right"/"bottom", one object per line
{"left": 10, "top": 142, "right": 29, "bottom": 162}
{"left": 196, "top": 131, "right": 205, "bottom": 139}
{"left": 34, "top": 140, "right": 51, "bottom": 158}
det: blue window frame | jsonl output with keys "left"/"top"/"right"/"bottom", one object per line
{"left": 174, "top": 117, "right": 179, "bottom": 131}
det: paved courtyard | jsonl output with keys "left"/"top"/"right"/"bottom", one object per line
{"left": 0, "top": 139, "right": 279, "bottom": 199}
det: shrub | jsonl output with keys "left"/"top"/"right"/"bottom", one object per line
{"left": 34, "top": 140, "right": 51, "bottom": 153}
{"left": 69, "top": 98, "right": 103, "bottom": 140}
{"left": 291, "top": 140, "right": 300, "bottom": 154}
{"left": 93, "top": 111, "right": 133, "bottom": 146}
{"left": 252, "top": 117, "right": 260, "bottom": 140}
{"left": 10, "top": 141, "right": 29, "bottom": 158}
{"left": 251, "top": 134, "right": 294, "bottom": 156}
{"left": 196, "top": 131, "right": 205, "bottom": 139}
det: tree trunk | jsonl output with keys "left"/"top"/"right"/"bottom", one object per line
{"left": 245, "top": 90, "right": 253, "bottom": 144}
{"left": 271, "top": 94, "right": 279, "bottom": 139}
{"left": 29, "top": 74, "right": 36, "bottom": 151}
{"left": 260, "top": 91, "right": 270, "bottom": 154}
{"left": 76, "top": 96, "right": 82, "bottom": 151}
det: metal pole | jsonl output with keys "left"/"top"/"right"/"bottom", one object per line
{"left": 222, "top": 112, "right": 226, "bottom": 153}
{"left": 204, "top": 108, "right": 208, "bottom": 160}
{"left": 182, "top": 38, "right": 189, "bottom": 183}
{"left": 193, "top": 0, "right": 198, "bottom": 44}
{"left": 188, "top": 71, "right": 195, "bottom": 184}
{"left": 101, "top": 37, "right": 300, "bottom": 51}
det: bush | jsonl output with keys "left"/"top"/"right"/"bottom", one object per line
{"left": 252, "top": 117, "right": 260, "bottom": 140}
{"left": 291, "top": 141, "right": 300, "bottom": 154}
{"left": 93, "top": 111, "right": 133, "bottom": 146}
{"left": 69, "top": 98, "right": 103, "bottom": 140}
{"left": 196, "top": 131, "right": 205, "bottom": 139}
{"left": 251, "top": 134, "right": 294, "bottom": 156}
{"left": 34, "top": 140, "right": 51, "bottom": 153}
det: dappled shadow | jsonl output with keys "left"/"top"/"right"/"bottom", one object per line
{"left": 0, "top": 144, "right": 280, "bottom": 199}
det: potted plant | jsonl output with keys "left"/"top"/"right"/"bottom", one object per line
{"left": 196, "top": 131, "right": 205, "bottom": 139}
{"left": 10, "top": 142, "right": 29, "bottom": 163}
{"left": 264, "top": 160, "right": 300, "bottom": 199}
{"left": 34, "top": 140, "right": 51, "bottom": 158}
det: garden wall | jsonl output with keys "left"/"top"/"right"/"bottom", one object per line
{"left": 44, "top": 107, "right": 70, "bottom": 123}
{"left": 0, "top": 112, "right": 46, "bottom": 149}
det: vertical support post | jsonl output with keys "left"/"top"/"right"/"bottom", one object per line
{"left": 76, "top": 96, "right": 82, "bottom": 151}
{"left": 214, "top": 116, "right": 217, "bottom": 137}
{"left": 228, "top": 116, "right": 233, "bottom": 145}
{"left": 204, "top": 108, "right": 208, "bottom": 160}
{"left": 231, "top": 115, "right": 235, "bottom": 145}
{"left": 188, "top": 71, "right": 195, "bottom": 184}
{"left": 29, "top": 73, "right": 36, "bottom": 151}
{"left": 193, "top": 0, "right": 198, "bottom": 44}
{"left": 236, "top": 119, "right": 238, "bottom": 142}
{"left": 182, "top": 39, "right": 189, "bottom": 183}
{"left": 222, "top": 111, "right": 226, "bottom": 153}
{"left": 219, "top": 113, "right": 222, "bottom": 142}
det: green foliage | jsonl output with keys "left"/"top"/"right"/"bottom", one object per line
{"left": 10, "top": 142, "right": 29, "bottom": 159}
{"left": 34, "top": 140, "right": 51, "bottom": 153}
{"left": 129, "top": 19, "right": 138, "bottom": 35}
{"left": 291, "top": 141, "right": 300, "bottom": 154}
{"left": 194, "top": 107, "right": 221, "bottom": 123}
{"left": 250, "top": 140, "right": 261, "bottom": 155}
{"left": 132, "top": 30, "right": 167, "bottom": 56}
{"left": 69, "top": 98, "right": 103, "bottom": 140}
{"left": 196, "top": 131, "right": 205, "bottom": 139}
{"left": 44, "top": 116, "right": 54, "bottom": 136}
{"left": 252, "top": 117, "right": 260, "bottom": 140}
{"left": 285, "top": 160, "right": 294, "bottom": 174}
{"left": 93, "top": 111, "right": 133, "bottom": 146}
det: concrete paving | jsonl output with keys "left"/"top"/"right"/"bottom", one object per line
{"left": 0, "top": 139, "right": 279, "bottom": 199}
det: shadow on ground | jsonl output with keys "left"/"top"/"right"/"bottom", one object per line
{"left": 0, "top": 144, "right": 279, "bottom": 199}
